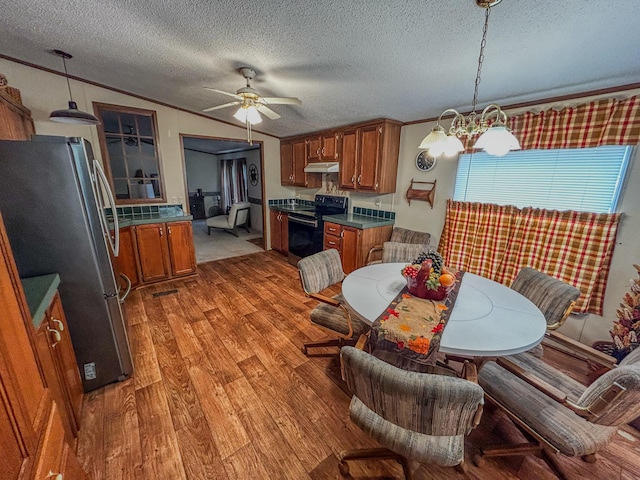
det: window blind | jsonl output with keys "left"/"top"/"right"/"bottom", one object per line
{"left": 453, "top": 146, "right": 632, "bottom": 213}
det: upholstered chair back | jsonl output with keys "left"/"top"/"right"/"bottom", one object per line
{"left": 511, "top": 268, "right": 580, "bottom": 329}
{"left": 297, "top": 248, "right": 345, "bottom": 294}
{"left": 390, "top": 227, "right": 431, "bottom": 246}
{"left": 381, "top": 242, "right": 427, "bottom": 264}
{"left": 341, "top": 346, "right": 484, "bottom": 437}
{"left": 619, "top": 346, "right": 640, "bottom": 367}
{"left": 229, "top": 202, "right": 250, "bottom": 228}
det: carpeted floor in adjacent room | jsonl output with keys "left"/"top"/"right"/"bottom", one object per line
{"left": 191, "top": 219, "right": 264, "bottom": 263}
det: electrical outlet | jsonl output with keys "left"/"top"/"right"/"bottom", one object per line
{"left": 375, "top": 198, "right": 381, "bottom": 207}
{"left": 172, "top": 196, "right": 177, "bottom": 203}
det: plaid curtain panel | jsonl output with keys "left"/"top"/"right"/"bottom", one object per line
{"left": 509, "top": 96, "right": 640, "bottom": 150}
{"left": 438, "top": 200, "right": 621, "bottom": 315}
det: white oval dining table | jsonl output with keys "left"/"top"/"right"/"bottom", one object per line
{"left": 342, "top": 263, "right": 547, "bottom": 357}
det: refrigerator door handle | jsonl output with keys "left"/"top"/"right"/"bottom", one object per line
{"left": 93, "top": 159, "right": 120, "bottom": 257}
{"left": 118, "top": 273, "right": 132, "bottom": 303}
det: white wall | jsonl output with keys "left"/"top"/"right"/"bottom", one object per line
{"left": 184, "top": 149, "right": 220, "bottom": 194}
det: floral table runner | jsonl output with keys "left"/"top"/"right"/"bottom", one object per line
{"left": 370, "top": 270, "right": 465, "bottom": 367}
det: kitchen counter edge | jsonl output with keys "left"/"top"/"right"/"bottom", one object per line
{"left": 21, "top": 273, "right": 61, "bottom": 328}
{"left": 323, "top": 213, "right": 395, "bottom": 229}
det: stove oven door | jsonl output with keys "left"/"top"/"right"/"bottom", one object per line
{"left": 287, "top": 214, "right": 323, "bottom": 265}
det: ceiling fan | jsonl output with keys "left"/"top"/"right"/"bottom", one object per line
{"left": 203, "top": 67, "right": 301, "bottom": 124}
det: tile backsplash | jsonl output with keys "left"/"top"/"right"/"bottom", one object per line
{"left": 353, "top": 206, "right": 395, "bottom": 220}
{"left": 106, "top": 204, "right": 184, "bottom": 218}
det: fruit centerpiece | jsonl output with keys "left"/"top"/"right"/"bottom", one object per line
{"left": 401, "top": 250, "right": 456, "bottom": 300}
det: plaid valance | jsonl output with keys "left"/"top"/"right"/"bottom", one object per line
{"left": 438, "top": 200, "right": 621, "bottom": 315}
{"left": 508, "top": 96, "right": 640, "bottom": 150}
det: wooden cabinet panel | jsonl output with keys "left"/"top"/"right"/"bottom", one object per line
{"left": 135, "top": 223, "right": 171, "bottom": 282}
{"left": 358, "top": 124, "right": 382, "bottom": 191}
{"left": 167, "top": 221, "right": 196, "bottom": 276}
{"left": 306, "top": 137, "right": 321, "bottom": 162}
{"left": 270, "top": 210, "right": 289, "bottom": 254}
{"left": 0, "top": 390, "right": 25, "bottom": 479}
{"left": 0, "top": 92, "right": 35, "bottom": 141}
{"left": 324, "top": 221, "right": 393, "bottom": 275}
{"left": 341, "top": 226, "right": 360, "bottom": 274}
{"left": 33, "top": 403, "right": 65, "bottom": 480}
{"left": 292, "top": 139, "right": 310, "bottom": 187}
{"left": 116, "top": 226, "right": 140, "bottom": 288}
{"left": 339, "top": 129, "right": 358, "bottom": 189}
{"left": 47, "top": 294, "right": 83, "bottom": 428}
{"left": 322, "top": 133, "right": 339, "bottom": 161}
{"left": 280, "top": 142, "right": 294, "bottom": 185}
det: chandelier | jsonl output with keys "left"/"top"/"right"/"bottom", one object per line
{"left": 419, "top": 0, "right": 520, "bottom": 157}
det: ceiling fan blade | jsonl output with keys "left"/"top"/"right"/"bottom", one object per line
{"left": 202, "top": 101, "right": 241, "bottom": 112}
{"left": 204, "top": 87, "right": 242, "bottom": 100}
{"left": 256, "top": 104, "right": 281, "bottom": 120}
{"left": 260, "top": 97, "right": 302, "bottom": 106}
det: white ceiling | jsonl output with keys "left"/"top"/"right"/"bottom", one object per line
{"left": 1, "top": 0, "right": 639, "bottom": 138}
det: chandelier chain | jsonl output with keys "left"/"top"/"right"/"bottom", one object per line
{"left": 471, "top": 5, "right": 491, "bottom": 114}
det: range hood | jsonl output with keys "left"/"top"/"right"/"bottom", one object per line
{"left": 304, "top": 162, "right": 339, "bottom": 173}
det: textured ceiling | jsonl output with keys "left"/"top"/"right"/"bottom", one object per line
{"left": 1, "top": 0, "right": 640, "bottom": 138}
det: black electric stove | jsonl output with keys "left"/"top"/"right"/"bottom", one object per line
{"left": 287, "top": 194, "right": 348, "bottom": 265}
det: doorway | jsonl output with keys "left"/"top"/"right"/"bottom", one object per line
{"left": 180, "top": 135, "right": 265, "bottom": 263}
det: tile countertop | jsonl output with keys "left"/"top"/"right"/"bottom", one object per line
{"left": 110, "top": 213, "right": 193, "bottom": 228}
{"left": 21, "top": 273, "right": 60, "bottom": 328}
{"left": 323, "top": 213, "right": 395, "bottom": 229}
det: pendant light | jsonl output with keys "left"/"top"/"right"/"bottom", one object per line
{"left": 49, "top": 49, "right": 100, "bottom": 125}
{"left": 419, "top": 0, "right": 520, "bottom": 157}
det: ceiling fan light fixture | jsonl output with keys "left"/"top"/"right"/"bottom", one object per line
{"left": 49, "top": 49, "right": 100, "bottom": 125}
{"left": 419, "top": 1, "right": 520, "bottom": 157}
{"left": 246, "top": 106, "right": 262, "bottom": 124}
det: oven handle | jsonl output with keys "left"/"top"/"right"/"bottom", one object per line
{"left": 288, "top": 215, "right": 318, "bottom": 227}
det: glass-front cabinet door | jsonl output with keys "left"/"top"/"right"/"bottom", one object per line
{"left": 93, "top": 103, "right": 165, "bottom": 204}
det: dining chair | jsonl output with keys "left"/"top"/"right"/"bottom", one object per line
{"left": 366, "top": 227, "right": 431, "bottom": 265}
{"left": 509, "top": 268, "right": 580, "bottom": 358}
{"left": 338, "top": 346, "right": 484, "bottom": 479}
{"left": 475, "top": 347, "right": 640, "bottom": 479}
{"left": 206, "top": 201, "right": 250, "bottom": 236}
{"left": 380, "top": 241, "right": 428, "bottom": 264}
{"left": 297, "top": 249, "right": 369, "bottom": 355}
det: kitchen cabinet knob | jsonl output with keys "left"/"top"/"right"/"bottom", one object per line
{"left": 46, "top": 471, "right": 63, "bottom": 480}
{"left": 321, "top": 147, "right": 325, "bottom": 155}
{"left": 168, "top": 226, "right": 172, "bottom": 235}
{"left": 51, "top": 318, "right": 64, "bottom": 331}
{"left": 357, "top": 175, "right": 362, "bottom": 184}
{"left": 47, "top": 327, "right": 61, "bottom": 347}
{"left": 340, "top": 231, "right": 344, "bottom": 238}
{"left": 159, "top": 226, "right": 163, "bottom": 237}
{"left": 351, "top": 175, "right": 355, "bottom": 184}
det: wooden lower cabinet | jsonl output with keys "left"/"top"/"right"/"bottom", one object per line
{"left": 323, "top": 221, "right": 393, "bottom": 274}
{"left": 35, "top": 292, "right": 83, "bottom": 446}
{"left": 134, "top": 221, "right": 196, "bottom": 284}
{"left": 115, "top": 226, "right": 140, "bottom": 289}
{"left": 0, "top": 213, "right": 88, "bottom": 479}
{"left": 270, "top": 210, "right": 289, "bottom": 254}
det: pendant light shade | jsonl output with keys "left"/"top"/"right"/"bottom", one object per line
{"left": 49, "top": 49, "right": 100, "bottom": 125}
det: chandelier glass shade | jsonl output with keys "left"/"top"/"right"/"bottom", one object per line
{"left": 49, "top": 49, "right": 100, "bottom": 126}
{"left": 419, "top": 1, "right": 520, "bottom": 157}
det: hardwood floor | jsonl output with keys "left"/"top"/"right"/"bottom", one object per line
{"left": 76, "top": 251, "right": 640, "bottom": 479}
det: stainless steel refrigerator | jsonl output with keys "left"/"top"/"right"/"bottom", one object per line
{"left": 0, "top": 135, "right": 133, "bottom": 391}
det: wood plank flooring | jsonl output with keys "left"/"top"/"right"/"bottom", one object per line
{"left": 76, "top": 251, "right": 640, "bottom": 479}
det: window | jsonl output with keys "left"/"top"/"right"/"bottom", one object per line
{"left": 93, "top": 103, "right": 165, "bottom": 203}
{"left": 453, "top": 146, "right": 632, "bottom": 213}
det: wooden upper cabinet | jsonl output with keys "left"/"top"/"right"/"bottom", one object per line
{"left": 292, "top": 139, "right": 307, "bottom": 186}
{"left": 285, "top": 119, "right": 400, "bottom": 193}
{"left": 341, "top": 120, "right": 401, "bottom": 194}
{"left": 307, "top": 133, "right": 339, "bottom": 163}
{"left": 280, "top": 139, "right": 321, "bottom": 188}
{"left": 0, "top": 91, "right": 35, "bottom": 141}
{"left": 339, "top": 129, "right": 359, "bottom": 189}
{"left": 166, "top": 221, "right": 196, "bottom": 276}
{"left": 280, "top": 142, "right": 294, "bottom": 185}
